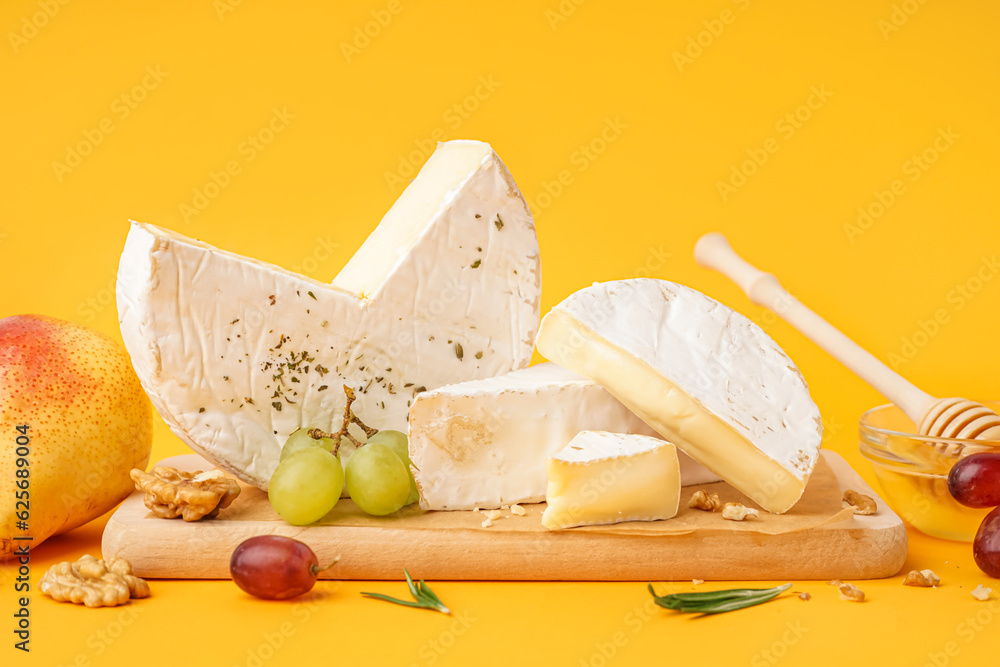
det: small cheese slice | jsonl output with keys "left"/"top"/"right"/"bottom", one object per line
{"left": 542, "top": 431, "right": 680, "bottom": 530}
{"left": 535, "top": 279, "right": 822, "bottom": 514}
{"left": 117, "top": 140, "right": 541, "bottom": 489}
{"left": 408, "top": 362, "right": 719, "bottom": 510}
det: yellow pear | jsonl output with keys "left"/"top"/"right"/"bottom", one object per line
{"left": 1, "top": 315, "right": 152, "bottom": 558}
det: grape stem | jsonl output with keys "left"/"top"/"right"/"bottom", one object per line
{"left": 310, "top": 555, "right": 341, "bottom": 577}
{"left": 309, "top": 385, "right": 379, "bottom": 456}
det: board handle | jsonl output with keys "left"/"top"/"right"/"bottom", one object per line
{"left": 694, "top": 232, "right": 934, "bottom": 423}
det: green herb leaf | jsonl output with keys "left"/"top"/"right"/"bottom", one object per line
{"left": 648, "top": 583, "right": 791, "bottom": 615}
{"left": 362, "top": 570, "right": 451, "bottom": 614}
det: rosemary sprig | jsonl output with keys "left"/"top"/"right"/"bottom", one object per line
{"left": 361, "top": 570, "right": 451, "bottom": 615}
{"left": 648, "top": 583, "right": 792, "bottom": 615}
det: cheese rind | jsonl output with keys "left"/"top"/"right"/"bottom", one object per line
{"left": 408, "top": 363, "right": 719, "bottom": 510}
{"left": 535, "top": 279, "right": 822, "bottom": 514}
{"left": 117, "top": 140, "right": 541, "bottom": 489}
{"left": 542, "top": 431, "right": 681, "bottom": 530}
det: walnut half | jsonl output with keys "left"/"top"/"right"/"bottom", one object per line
{"left": 842, "top": 490, "right": 877, "bottom": 515}
{"left": 903, "top": 569, "right": 941, "bottom": 587}
{"left": 722, "top": 502, "right": 759, "bottom": 521}
{"left": 130, "top": 466, "right": 241, "bottom": 521}
{"left": 971, "top": 585, "right": 992, "bottom": 601}
{"left": 688, "top": 490, "right": 723, "bottom": 512}
{"left": 830, "top": 579, "right": 865, "bottom": 602}
{"left": 39, "top": 555, "right": 150, "bottom": 608}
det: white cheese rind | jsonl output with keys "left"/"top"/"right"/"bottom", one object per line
{"left": 408, "top": 362, "right": 718, "bottom": 510}
{"left": 542, "top": 430, "right": 681, "bottom": 530}
{"left": 535, "top": 279, "right": 822, "bottom": 514}
{"left": 117, "top": 140, "right": 541, "bottom": 489}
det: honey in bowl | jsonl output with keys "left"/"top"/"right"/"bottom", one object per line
{"left": 859, "top": 403, "right": 1000, "bottom": 542}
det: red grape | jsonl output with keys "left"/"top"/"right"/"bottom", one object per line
{"left": 974, "top": 507, "right": 1000, "bottom": 578}
{"left": 230, "top": 535, "right": 328, "bottom": 600}
{"left": 948, "top": 453, "right": 1000, "bottom": 508}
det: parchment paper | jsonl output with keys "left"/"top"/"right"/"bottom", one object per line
{"left": 194, "top": 454, "right": 857, "bottom": 537}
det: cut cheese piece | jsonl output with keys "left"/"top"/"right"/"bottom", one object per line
{"left": 117, "top": 140, "right": 541, "bottom": 489}
{"left": 408, "top": 362, "right": 719, "bottom": 510}
{"left": 542, "top": 431, "right": 680, "bottom": 530}
{"left": 535, "top": 279, "right": 822, "bottom": 514}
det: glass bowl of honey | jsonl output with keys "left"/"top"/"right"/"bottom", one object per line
{"left": 859, "top": 402, "right": 1000, "bottom": 542}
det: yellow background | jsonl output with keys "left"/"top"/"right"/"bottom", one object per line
{"left": 3, "top": 0, "right": 1000, "bottom": 664}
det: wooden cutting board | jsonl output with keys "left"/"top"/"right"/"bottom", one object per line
{"left": 102, "top": 451, "right": 907, "bottom": 581}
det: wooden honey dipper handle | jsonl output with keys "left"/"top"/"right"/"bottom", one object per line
{"left": 694, "top": 233, "right": 936, "bottom": 425}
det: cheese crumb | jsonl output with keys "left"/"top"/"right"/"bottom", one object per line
{"left": 972, "top": 585, "right": 993, "bottom": 601}
{"left": 485, "top": 509, "right": 502, "bottom": 521}
{"left": 481, "top": 517, "right": 493, "bottom": 528}
{"left": 691, "top": 579, "right": 704, "bottom": 586}
{"left": 501, "top": 505, "right": 510, "bottom": 511}
{"left": 510, "top": 504, "right": 526, "bottom": 516}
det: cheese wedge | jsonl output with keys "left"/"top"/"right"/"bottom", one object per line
{"left": 542, "top": 431, "right": 680, "bottom": 530}
{"left": 117, "top": 140, "right": 541, "bottom": 489}
{"left": 409, "top": 362, "right": 719, "bottom": 510}
{"left": 535, "top": 279, "right": 822, "bottom": 514}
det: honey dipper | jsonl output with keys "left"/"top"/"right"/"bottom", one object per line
{"left": 694, "top": 232, "right": 1000, "bottom": 454}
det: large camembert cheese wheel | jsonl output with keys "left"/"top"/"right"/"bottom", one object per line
{"left": 535, "top": 279, "right": 822, "bottom": 513}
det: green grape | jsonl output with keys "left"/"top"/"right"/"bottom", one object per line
{"left": 366, "top": 430, "right": 419, "bottom": 505}
{"left": 268, "top": 447, "right": 343, "bottom": 525}
{"left": 280, "top": 427, "right": 335, "bottom": 461}
{"left": 345, "top": 443, "right": 410, "bottom": 516}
